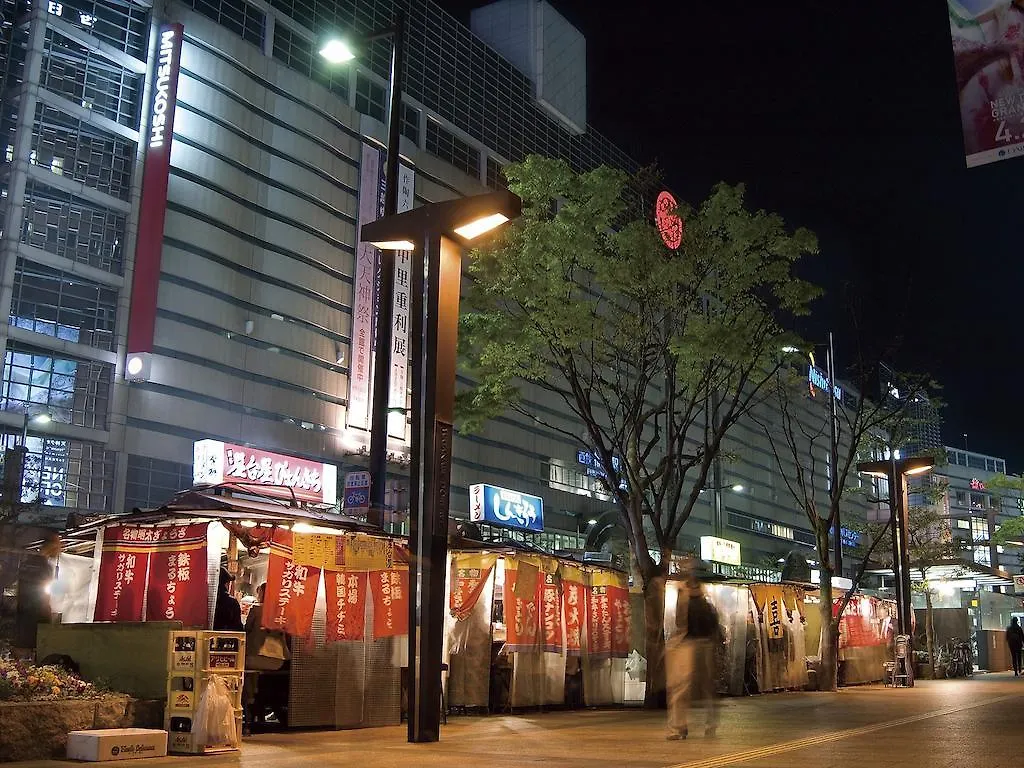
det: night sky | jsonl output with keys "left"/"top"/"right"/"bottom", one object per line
{"left": 440, "top": 2, "right": 1024, "bottom": 470}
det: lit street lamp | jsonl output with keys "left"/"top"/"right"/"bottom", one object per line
{"left": 3, "top": 412, "right": 52, "bottom": 509}
{"left": 857, "top": 454, "right": 935, "bottom": 647}
{"left": 361, "top": 189, "right": 521, "bottom": 743}
{"left": 321, "top": 12, "right": 406, "bottom": 528}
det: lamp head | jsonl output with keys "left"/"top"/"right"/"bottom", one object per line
{"left": 319, "top": 38, "right": 357, "bottom": 63}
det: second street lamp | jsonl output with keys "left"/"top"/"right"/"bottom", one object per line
{"left": 361, "top": 189, "right": 521, "bottom": 743}
{"left": 321, "top": 11, "right": 406, "bottom": 528}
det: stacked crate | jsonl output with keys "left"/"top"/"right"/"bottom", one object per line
{"left": 165, "top": 630, "right": 245, "bottom": 754}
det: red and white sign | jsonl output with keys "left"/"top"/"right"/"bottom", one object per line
{"left": 93, "top": 526, "right": 151, "bottom": 622}
{"left": 263, "top": 530, "right": 321, "bottom": 638}
{"left": 388, "top": 162, "right": 415, "bottom": 440}
{"left": 587, "top": 585, "right": 613, "bottom": 659}
{"left": 563, "top": 578, "right": 585, "bottom": 655}
{"left": 126, "top": 23, "right": 183, "bottom": 355}
{"left": 325, "top": 570, "right": 367, "bottom": 641}
{"left": 192, "top": 439, "right": 338, "bottom": 505}
{"left": 541, "top": 573, "right": 562, "bottom": 653}
{"left": 655, "top": 190, "right": 684, "bottom": 250}
{"left": 609, "top": 584, "right": 631, "bottom": 658}
{"left": 503, "top": 569, "right": 540, "bottom": 652}
{"left": 370, "top": 567, "right": 409, "bottom": 638}
{"left": 145, "top": 523, "right": 208, "bottom": 627}
{"left": 450, "top": 553, "right": 496, "bottom": 621}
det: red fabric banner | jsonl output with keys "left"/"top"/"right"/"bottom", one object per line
{"left": 93, "top": 526, "right": 150, "bottom": 622}
{"left": 145, "top": 523, "right": 209, "bottom": 627}
{"left": 325, "top": 570, "right": 367, "bottom": 641}
{"left": 370, "top": 568, "right": 409, "bottom": 638}
{"left": 541, "top": 573, "right": 562, "bottom": 653}
{"left": 608, "top": 585, "right": 631, "bottom": 658}
{"left": 563, "top": 578, "right": 586, "bottom": 656}
{"left": 587, "top": 585, "right": 613, "bottom": 659}
{"left": 503, "top": 569, "right": 540, "bottom": 652}
{"left": 449, "top": 554, "right": 495, "bottom": 621}
{"left": 262, "top": 530, "right": 321, "bottom": 637}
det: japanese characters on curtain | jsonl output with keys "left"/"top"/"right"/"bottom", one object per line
{"left": 325, "top": 570, "right": 367, "bottom": 641}
{"left": 562, "top": 568, "right": 586, "bottom": 656}
{"left": 93, "top": 525, "right": 152, "bottom": 622}
{"left": 145, "top": 523, "right": 209, "bottom": 627}
{"left": 587, "top": 572, "right": 631, "bottom": 660}
{"left": 450, "top": 553, "right": 497, "bottom": 621}
{"left": 370, "top": 567, "right": 409, "bottom": 638}
{"left": 503, "top": 562, "right": 541, "bottom": 652}
{"left": 541, "top": 572, "right": 562, "bottom": 652}
{"left": 262, "top": 530, "right": 321, "bottom": 638}
{"left": 608, "top": 583, "right": 631, "bottom": 658}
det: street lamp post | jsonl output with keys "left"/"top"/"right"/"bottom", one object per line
{"left": 361, "top": 189, "right": 521, "bottom": 743}
{"left": 3, "top": 412, "right": 52, "bottom": 510}
{"left": 321, "top": 11, "right": 406, "bottom": 528}
{"left": 857, "top": 455, "right": 935, "bottom": 640}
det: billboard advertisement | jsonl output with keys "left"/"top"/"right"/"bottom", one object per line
{"left": 949, "top": 1, "right": 1024, "bottom": 166}
{"left": 192, "top": 439, "right": 338, "bottom": 505}
{"left": 469, "top": 483, "right": 544, "bottom": 532}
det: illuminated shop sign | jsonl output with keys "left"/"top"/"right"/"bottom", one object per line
{"left": 577, "top": 450, "right": 627, "bottom": 490}
{"left": 808, "top": 365, "right": 842, "bottom": 400}
{"left": 469, "top": 483, "right": 544, "bottom": 533}
{"left": 149, "top": 26, "right": 181, "bottom": 149}
{"left": 192, "top": 439, "right": 338, "bottom": 505}
{"left": 699, "top": 535, "right": 741, "bottom": 566}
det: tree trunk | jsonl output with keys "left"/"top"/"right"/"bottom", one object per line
{"left": 925, "top": 589, "right": 936, "bottom": 679}
{"left": 818, "top": 577, "right": 838, "bottom": 691}
{"left": 642, "top": 574, "right": 667, "bottom": 708}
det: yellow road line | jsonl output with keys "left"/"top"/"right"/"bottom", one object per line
{"left": 665, "top": 693, "right": 1020, "bottom": 768}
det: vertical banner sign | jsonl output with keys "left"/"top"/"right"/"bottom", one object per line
{"left": 370, "top": 568, "right": 409, "bottom": 638}
{"left": 766, "top": 593, "right": 784, "bottom": 640}
{"left": 541, "top": 572, "right": 562, "bottom": 652}
{"left": 949, "top": 2, "right": 1024, "bottom": 167}
{"left": 348, "top": 144, "right": 382, "bottom": 429}
{"left": 562, "top": 575, "right": 585, "bottom": 655}
{"left": 587, "top": 583, "right": 613, "bottom": 659}
{"left": 93, "top": 526, "right": 151, "bottom": 622}
{"left": 608, "top": 584, "right": 631, "bottom": 658}
{"left": 503, "top": 567, "right": 540, "bottom": 652}
{"left": 126, "top": 23, "right": 183, "bottom": 354}
{"left": 343, "top": 471, "right": 371, "bottom": 516}
{"left": 387, "top": 163, "right": 415, "bottom": 439}
{"left": 449, "top": 553, "right": 496, "bottom": 621}
{"left": 262, "top": 530, "right": 321, "bottom": 637}
{"left": 325, "top": 570, "right": 367, "bottom": 641}
{"left": 145, "top": 523, "right": 209, "bottom": 627}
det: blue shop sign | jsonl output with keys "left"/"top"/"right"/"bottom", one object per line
{"left": 469, "top": 483, "right": 544, "bottom": 533}
{"left": 576, "top": 450, "right": 627, "bottom": 490}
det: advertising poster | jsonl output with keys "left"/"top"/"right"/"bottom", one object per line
{"left": 369, "top": 567, "right": 409, "bottom": 638}
{"left": 949, "top": 0, "right": 1024, "bottom": 166}
{"left": 145, "top": 523, "right": 209, "bottom": 627}
{"left": 325, "top": 570, "right": 367, "bottom": 641}
{"left": 263, "top": 530, "right": 321, "bottom": 638}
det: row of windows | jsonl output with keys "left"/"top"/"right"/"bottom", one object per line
{"left": 425, "top": 118, "right": 479, "bottom": 179}
{"left": 0, "top": 431, "right": 114, "bottom": 511}
{"left": 23, "top": 0, "right": 150, "bottom": 58}
{"left": 946, "top": 449, "right": 1006, "bottom": 474}
{"left": 185, "top": 0, "right": 263, "bottom": 47}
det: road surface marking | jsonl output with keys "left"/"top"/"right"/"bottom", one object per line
{"left": 665, "top": 693, "right": 1020, "bottom": 768}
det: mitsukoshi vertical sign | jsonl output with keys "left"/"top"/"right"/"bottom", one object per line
{"left": 126, "top": 23, "right": 183, "bottom": 354}
{"left": 348, "top": 144, "right": 414, "bottom": 435}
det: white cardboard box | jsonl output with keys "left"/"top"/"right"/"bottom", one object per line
{"left": 66, "top": 729, "right": 168, "bottom": 762}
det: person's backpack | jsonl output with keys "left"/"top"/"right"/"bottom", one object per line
{"left": 686, "top": 594, "right": 719, "bottom": 639}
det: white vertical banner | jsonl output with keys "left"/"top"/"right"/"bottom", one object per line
{"left": 348, "top": 144, "right": 382, "bottom": 430}
{"left": 388, "top": 163, "right": 415, "bottom": 440}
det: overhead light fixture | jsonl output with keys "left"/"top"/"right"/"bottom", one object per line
{"left": 369, "top": 239, "right": 416, "bottom": 251}
{"left": 319, "top": 39, "right": 356, "bottom": 63}
{"left": 453, "top": 213, "right": 510, "bottom": 240}
{"left": 731, "top": 484, "right": 744, "bottom": 492}
{"left": 30, "top": 413, "right": 52, "bottom": 426}
{"left": 125, "top": 352, "right": 152, "bottom": 382}
{"left": 587, "top": 518, "right": 598, "bottom": 525}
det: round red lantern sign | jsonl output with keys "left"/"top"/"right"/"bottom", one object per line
{"left": 655, "top": 190, "right": 683, "bottom": 250}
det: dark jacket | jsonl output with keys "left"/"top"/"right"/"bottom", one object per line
{"left": 1007, "top": 622, "right": 1024, "bottom": 649}
{"left": 213, "top": 588, "right": 243, "bottom": 632}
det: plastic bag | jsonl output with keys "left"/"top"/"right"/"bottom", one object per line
{"left": 192, "top": 674, "right": 239, "bottom": 748}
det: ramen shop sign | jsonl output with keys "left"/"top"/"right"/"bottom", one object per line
{"left": 193, "top": 439, "right": 338, "bottom": 505}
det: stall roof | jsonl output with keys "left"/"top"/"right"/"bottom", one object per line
{"left": 866, "top": 559, "right": 1015, "bottom": 588}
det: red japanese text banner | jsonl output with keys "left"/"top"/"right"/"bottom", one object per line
{"left": 607, "top": 584, "right": 631, "bottom": 658}
{"left": 93, "top": 526, "right": 151, "bottom": 622}
{"left": 325, "top": 570, "right": 367, "bottom": 641}
{"left": 263, "top": 530, "right": 321, "bottom": 637}
{"left": 587, "top": 573, "right": 629, "bottom": 660}
{"left": 541, "top": 572, "right": 562, "bottom": 653}
{"left": 145, "top": 523, "right": 209, "bottom": 627}
{"left": 370, "top": 568, "right": 409, "bottom": 638}
{"left": 450, "top": 553, "right": 496, "bottom": 621}
{"left": 503, "top": 567, "right": 540, "bottom": 652}
{"left": 561, "top": 567, "right": 586, "bottom": 656}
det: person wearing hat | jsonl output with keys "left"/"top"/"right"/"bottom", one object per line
{"left": 666, "top": 561, "right": 721, "bottom": 740}
{"left": 213, "top": 567, "right": 243, "bottom": 631}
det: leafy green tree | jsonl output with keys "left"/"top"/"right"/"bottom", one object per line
{"left": 456, "top": 156, "right": 819, "bottom": 705}
{"left": 986, "top": 474, "right": 1024, "bottom": 548}
{"left": 757, "top": 361, "right": 938, "bottom": 691}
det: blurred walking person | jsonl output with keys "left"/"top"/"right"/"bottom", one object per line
{"left": 1007, "top": 616, "right": 1024, "bottom": 676}
{"left": 666, "top": 562, "right": 721, "bottom": 740}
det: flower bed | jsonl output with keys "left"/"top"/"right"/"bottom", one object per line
{"left": 0, "top": 657, "right": 103, "bottom": 702}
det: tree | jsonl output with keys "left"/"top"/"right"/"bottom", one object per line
{"left": 456, "top": 156, "right": 819, "bottom": 705}
{"left": 986, "top": 474, "right": 1024, "bottom": 547}
{"left": 755, "top": 358, "right": 938, "bottom": 691}
{"left": 870, "top": 478, "right": 960, "bottom": 678}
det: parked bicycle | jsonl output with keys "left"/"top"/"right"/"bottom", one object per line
{"left": 938, "top": 637, "right": 974, "bottom": 678}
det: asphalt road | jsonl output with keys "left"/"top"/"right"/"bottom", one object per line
{"left": 14, "top": 673, "right": 1023, "bottom": 767}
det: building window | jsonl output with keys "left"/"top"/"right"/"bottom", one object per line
{"left": 187, "top": 0, "right": 264, "bottom": 47}
{"left": 970, "top": 492, "right": 986, "bottom": 510}
{"left": 971, "top": 517, "right": 988, "bottom": 543}
{"left": 0, "top": 433, "right": 114, "bottom": 512}
{"left": 486, "top": 156, "right": 506, "bottom": 191}
{"left": 953, "top": 489, "right": 967, "bottom": 507}
{"left": 967, "top": 454, "right": 986, "bottom": 470}
{"left": 400, "top": 101, "right": 419, "bottom": 145}
{"left": 273, "top": 26, "right": 348, "bottom": 102}
{"left": 425, "top": 120, "right": 480, "bottom": 179}
{"left": 956, "top": 518, "right": 970, "bottom": 529}
{"left": 973, "top": 546, "right": 991, "bottom": 566}
{"left": 355, "top": 72, "right": 386, "bottom": 123}
{"left": 1, "top": 345, "right": 112, "bottom": 430}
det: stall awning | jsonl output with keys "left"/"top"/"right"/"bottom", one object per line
{"left": 866, "top": 559, "right": 1014, "bottom": 588}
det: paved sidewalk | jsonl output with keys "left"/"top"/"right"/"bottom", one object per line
{"left": 11, "top": 674, "right": 1024, "bottom": 767}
